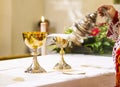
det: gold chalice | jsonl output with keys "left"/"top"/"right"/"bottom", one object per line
{"left": 22, "top": 32, "right": 47, "bottom": 73}
{"left": 51, "top": 34, "right": 72, "bottom": 70}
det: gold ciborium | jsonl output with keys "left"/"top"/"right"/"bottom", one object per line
{"left": 50, "top": 34, "right": 72, "bottom": 70}
{"left": 22, "top": 32, "right": 47, "bottom": 73}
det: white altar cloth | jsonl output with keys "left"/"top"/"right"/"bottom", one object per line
{"left": 0, "top": 54, "right": 115, "bottom": 87}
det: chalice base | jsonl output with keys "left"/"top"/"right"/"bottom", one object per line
{"left": 53, "top": 61, "right": 71, "bottom": 70}
{"left": 25, "top": 64, "right": 46, "bottom": 73}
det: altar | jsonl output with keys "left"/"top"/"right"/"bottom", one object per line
{"left": 0, "top": 54, "right": 115, "bottom": 87}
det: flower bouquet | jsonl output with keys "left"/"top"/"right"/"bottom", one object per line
{"left": 64, "top": 22, "right": 115, "bottom": 55}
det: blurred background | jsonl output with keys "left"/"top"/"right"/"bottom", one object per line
{"left": 0, "top": 0, "right": 119, "bottom": 58}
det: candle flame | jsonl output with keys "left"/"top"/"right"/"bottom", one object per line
{"left": 41, "top": 16, "right": 45, "bottom": 22}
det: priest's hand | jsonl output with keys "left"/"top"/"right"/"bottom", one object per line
{"left": 97, "top": 5, "right": 117, "bottom": 19}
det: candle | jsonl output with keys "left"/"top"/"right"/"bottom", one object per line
{"left": 41, "top": 16, "right": 46, "bottom": 55}
{"left": 41, "top": 16, "right": 46, "bottom": 32}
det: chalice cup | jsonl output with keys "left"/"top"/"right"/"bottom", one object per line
{"left": 22, "top": 32, "right": 47, "bottom": 73}
{"left": 53, "top": 36, "right": 71, "bottom": 70}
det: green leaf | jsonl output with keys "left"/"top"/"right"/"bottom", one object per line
{"left": 103, "top": 41, "right": 110, "bottom": 46}
{"left": 94, "top": 42, "right": 102, "bottom": 48}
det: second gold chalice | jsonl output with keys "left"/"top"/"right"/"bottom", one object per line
{"left": 22, "top": 32, "right": 47, "bottom": 73}
{"left": 51, "top": 34, "right": 72, "bottom": 70}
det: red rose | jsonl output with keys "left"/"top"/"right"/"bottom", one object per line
{"left": 90, "top": 28, "right": 100, "bottom": 36}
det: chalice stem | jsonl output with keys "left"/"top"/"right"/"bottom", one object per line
{"left": 53, "top": 40, "right": 72, "bottom": 70}
{"left": 32, "top": 48, "right": 46, "bottom": 73}
{"left": 60, "top": 48, "right": 65, "bottom": 63}
{"left": 33, "top": 48, "right": 39, "bottom": 67}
